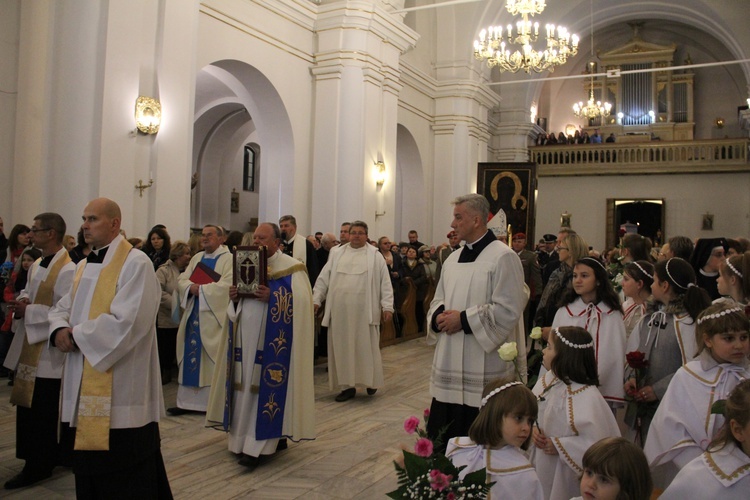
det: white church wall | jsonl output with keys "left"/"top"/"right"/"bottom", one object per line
{"left": 0, "top": 0, "right": 19, "bottom": 222}
{"left": 196, "top": 1, "right": 315, "bottom": 234}
{"left": 536, "top": 172, "right": 750, "bottom": 252}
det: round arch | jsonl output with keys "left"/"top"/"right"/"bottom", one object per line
{"left": 192, "top": 59, "right": 294, "bottom": 231}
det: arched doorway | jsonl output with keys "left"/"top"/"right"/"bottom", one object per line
{"left": 395, "top": 124, "right": 426, "bottom": 242}
{"left": 192, "top": 60, "right": 295, "bottom": 232}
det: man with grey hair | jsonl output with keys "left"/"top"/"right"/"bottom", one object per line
{"left": 313, "top": 221, "right": 394, "bottom": 402}
{"left": 170, "top": 224, "right": 233, "bottom": 415}
{"left": 426, "top": 194, "right": 527, "bottom": 446}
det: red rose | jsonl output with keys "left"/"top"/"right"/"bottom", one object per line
{"left": 626, "top": 351, "right": 648, "bottom": 370}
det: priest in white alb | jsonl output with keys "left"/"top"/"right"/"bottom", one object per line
{"left": 426, "top": 194, "right": 528, "bottom": 446}
{"left": 313, "top": 220, "right": 394, "bottom": 402}
{"left": 206, "top": 223, "right": 315, "bottom": 471}
{"left": 3, "top": 212, "right": 75, "bottom": 490}
{"left": 48, "top": 198, "right": 171, "bottom": 498}
{"left": 170, "top": 225, "right": 232, "bottom": 415}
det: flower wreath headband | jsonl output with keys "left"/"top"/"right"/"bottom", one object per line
{"left": 631, "top": 261, "right": 653, "bottom": 280}
{"left": 665, "top": 258, "right": 696, "bottom": 291}
{"left": 480, "top": 381, "right": 523, "bottom": 408}
{"left": 554, "top": 328, "right": 594, "bottom": 349}
{"left": 578, "top": 257, "right": 606, "bottom": 272}
{"left": 697, "top": 305, "right": 745, "bottom": 325}
{"left": 726, "top": 260, "right": 743, "bottom": 279}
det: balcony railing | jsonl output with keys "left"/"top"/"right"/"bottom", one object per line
{"left": 529, "top": 138, "right": 750, "bottom": 176}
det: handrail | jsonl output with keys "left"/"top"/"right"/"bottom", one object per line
{"left": 529, "top": 138, "right": 750, "bottom": 176}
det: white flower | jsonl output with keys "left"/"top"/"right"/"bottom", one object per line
{"left": 497, "top": 342, "right": 518, "bottom": 362}
{"left": 530, "top": 327, "right": 542, "bottom": 340}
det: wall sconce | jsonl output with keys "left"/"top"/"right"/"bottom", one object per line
{"left": 715, "top": 118, "right": 725, "bottom": 129}
{"left": 135, "top": 96, "right": 161, "bottom": 134}
{"left": 616, "top": 112, "right": 624, "bottom": 125}
{"left": 374, "top": 161, "right": 386, "bottom": 187}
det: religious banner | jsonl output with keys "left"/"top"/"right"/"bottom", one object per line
{"left": 233, "top": 246, "right": 268, "bottom": 298}
{"left": 477, "top": 162, "right": 537, "bottom": 247}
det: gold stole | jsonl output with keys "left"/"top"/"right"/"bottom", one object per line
{"left": 10, "top": 252, "right": 72, "bottom": 408}
{"left": 70, "top": 240, "right": 132, "bottom": 451}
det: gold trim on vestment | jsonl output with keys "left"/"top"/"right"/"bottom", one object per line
{"left": 704, "top": 450, "right": 750, "bottom": 481}
{"left": 10, "top": 253, "right": 71, "bottom": 408}
{"left": 72, "top": 240, "right": 132, "bottom": 451}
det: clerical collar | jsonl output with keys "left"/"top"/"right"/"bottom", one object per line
{"left": 40, "top": 254, "right": 55, "bottom": 268}
{"left": 87, "top": 244, "right": 110, "bottom": 264}
{"left": 458, "top": 230, "right": 495, "bottom": 263}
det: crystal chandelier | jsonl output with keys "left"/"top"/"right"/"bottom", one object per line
{"left": 573, "top": 62, "right": 612, "bottom": 118}
{"left": 473, "top": 0, "right": 579, "bottom": 74}
{"left": 572, "top": 1, "right": 611, "bottom": 119}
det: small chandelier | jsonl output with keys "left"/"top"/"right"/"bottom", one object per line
{"left": 473, "top": 0, "right": 579, "bottom": 74}
{"left": 573, "top": 62, "right": 611, "bottom": 118}
{"left": 572, "top": 1, "right": 611, "bottom": 120}
{"left": 573, "top": 88, "right": 612, "bottom": 119}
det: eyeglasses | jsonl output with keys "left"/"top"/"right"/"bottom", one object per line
{"left": 29, "top": 227, "right": 52, "bottom": 233}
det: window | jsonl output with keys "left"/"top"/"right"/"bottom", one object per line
{"left": 243, "top": 144, "right": 259, "bottom": 192}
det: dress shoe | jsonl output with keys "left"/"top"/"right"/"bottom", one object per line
{"left": 335, "top": 388, "right": 356, "bottom": 402}
{"left": 238, "top": 454, "right": 260, "bottom": 471}
{"left": 276, "top": 438, "right": 288, "bottom": 451}
{"left": 5, "top": 470, "right": 52, "bottom": 490}
{"left": 166, "top": 407, "right": 190, "bottom": 416}
{"left": 366, "top": 388, "right": 377, "bottom": 396}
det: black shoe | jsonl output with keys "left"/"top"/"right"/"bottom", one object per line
{"left": 366, "top": 388, "right": 377, "bottom": 396}
{"left": 238, "top": 454, "right": 260, "bottom": 471}
{"left": 276, "top": 438, "right": 288, "bottom": 452}
{"left": 166, "top": 407, "right": 190, "bottom": 416}
{"left": 5, "top": 470, "right": 52, "bottom": 490}
{"left": 335, "top": 388, "right": 356, "bottom": 402}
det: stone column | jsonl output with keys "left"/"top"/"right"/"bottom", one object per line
{"left": 310, "top": 0, "right": 417, "bottom": 238}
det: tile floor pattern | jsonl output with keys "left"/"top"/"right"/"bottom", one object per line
{"left": 0, "top": 337, "right": 434, "bottom": 499}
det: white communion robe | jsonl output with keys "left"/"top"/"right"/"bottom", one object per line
{"left": 48, "top": 235, "right": 164, "bottom": 429}
{"left": 206, "top": 251, "right": 315, "bottom": 457}
{"left": 659, "top": 442, "right": 750, "bottom": 500}
{"left": 551, "top": 298, "right": 626, "bottom": 406}
{"left": 530, "top": 372, "right": 621, "bottom": 500}
{"left": 427, "top": 238, "right": 528, "bottom": 407}
{"left": 4, "top": 247, "right": 75, "bottom": 377}
{"left": 176, "top": 246, "right": 233, "bottom": 411}
{"left": 313, "top": 243, "right": 393, "bottom": 390}
{"left": 644, "top": 351, "right": 750, "bottom": 488}
{"left": 446, "top": 438, "right": 544, "bottom": 500}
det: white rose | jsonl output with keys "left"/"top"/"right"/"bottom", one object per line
{"left": 530, "top": 327, "right": 542, "bottom": 340}
{"left": 497, "top": 342, "right": 518, "bottom": 362}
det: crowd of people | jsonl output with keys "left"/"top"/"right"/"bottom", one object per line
{"left": 1, "top": 194, "right": 749, "bottom": 499}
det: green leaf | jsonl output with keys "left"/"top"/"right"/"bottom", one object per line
{"left": 711, "top": 399, "right": 727, "bottom": 415}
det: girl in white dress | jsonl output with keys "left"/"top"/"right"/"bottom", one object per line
{"left": 644, "top": 301, "right": 750, "bottom": 488}
{"left": 660, "top": 379, "right": 750, "bottom": 500}
{"left": 571, "top": 437, "right": 653, "bottom": 500}
{"left": 620, "top": 260, "right": 654, "bottom": 340}
{"left": 717, "top": 252, "right": 750, "bottom": 306}
{"left": 551, "top": 257, "right": 626, "bottom": 408}
{"left": 531, "top": 327, "right": 621, "bottom": 500}
{"left": 446, "top": 378, "right": 544, "bottom": 500}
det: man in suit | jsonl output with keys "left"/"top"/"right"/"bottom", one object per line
{"left": 511, "top": 233, "right": 542, "bottom": 333}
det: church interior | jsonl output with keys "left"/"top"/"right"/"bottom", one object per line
{"left": 0, "top": 0, "right": 749, "bottom": 497}
{"left": 1, "top": 0, "right": 748, "bottom": 249}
